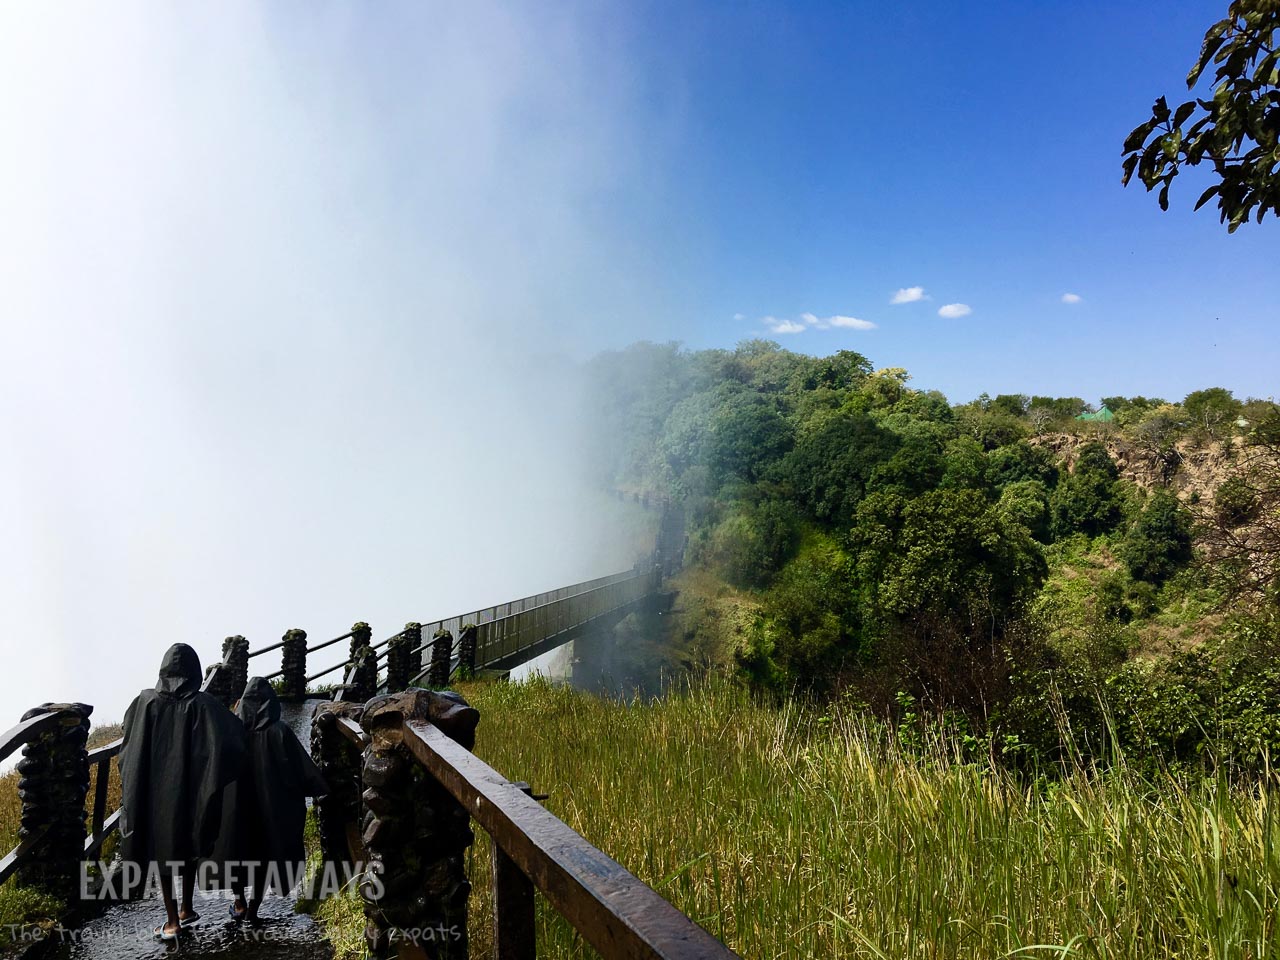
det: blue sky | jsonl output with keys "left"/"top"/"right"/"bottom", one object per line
{"left": 577, "top": 1, "right": 1278, "bottom": 403}
{"left": 0, "top": 1, "right": 1274, "bottom": 720}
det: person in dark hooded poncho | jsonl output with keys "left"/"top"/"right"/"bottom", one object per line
{"left": 212, "top": 676, "right": 327, "bottom": 923}
{"left": 119, "top": 643, "right": 246, "bottom": 940}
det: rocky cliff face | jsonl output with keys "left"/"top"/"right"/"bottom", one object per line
{"left": 1032, "top": 431, "right": 1242, "bottom": 503}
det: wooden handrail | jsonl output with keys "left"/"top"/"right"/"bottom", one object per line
{"left": 0, "top": 715, "right": 120, "bottom": 886}
{"left": 87, "top": 738, "right": 123, "bottom": 765}
{"left": 87, "top": 737, "right": 124, "bottom": 856}
{"left": 401, "top": 719, "right": 740, "bottom": 960}
{"left": 84, "top": 809, "right": 122, "bottom": 860}
{"left": 0, "top": 710, "right": 71, "bottom": 767}
{"left": 336, "top": 717, "right": 367, "bottom": 748}
{"left": 0, "top": 824, "right": 50, "bottom": 887}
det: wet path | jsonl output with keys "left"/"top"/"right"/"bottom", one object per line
{"left": 39, "top": 701, "right": 335, "bottom": 960}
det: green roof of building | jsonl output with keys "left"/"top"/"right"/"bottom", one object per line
{"left": 1076, "top": 404, "right": 1115, "bottom": 422}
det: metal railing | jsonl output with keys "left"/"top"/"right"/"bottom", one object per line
{"left": 207, "top": 497, "right": 685, "bottom": 698}
{"left": 471, "top": 566, "right": 657, "bottom": 669}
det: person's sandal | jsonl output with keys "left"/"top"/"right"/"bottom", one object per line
{"left": 153, "top": 924, "right": 178, "bottom": 942}
{"left": 228, "top": 902, "right": 246, "bottom": 923}
{"left": 179, "top": 911, "right": 201, "bottom": 929}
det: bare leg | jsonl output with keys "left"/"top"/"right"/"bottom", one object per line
{"left": 179, "top": 868, "right": 198, "bottom": 922}
{"left": 158, "top": 873, "right": 181, "bottom": 936}
{"left": 245, "top": 890, "right": 262, "bottom": 923}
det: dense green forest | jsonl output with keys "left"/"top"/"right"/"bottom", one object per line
{"left": 587, "top": 341, "right": 1280, "bottom": 774}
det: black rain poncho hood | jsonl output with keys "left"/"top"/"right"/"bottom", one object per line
{"left": 211, "top": 678, "right": 327, "bottom": 894}
{"left": 118, "top": 643, "right": 246, "bottom": 872}
{"left": 236, "top": 676, "right": 282, "bottom": 731}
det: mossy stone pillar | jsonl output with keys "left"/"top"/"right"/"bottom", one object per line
{"left": 428, "top": 629, "right": 453, "bottom": 688}
{"left": 349, "top": 645, "right": 379, "bottom": 704}
{"left": 360, "top": 689, "right": 479, "bottom": 959}
{"left": 205, "top": 663, "right": 235, "bottom": 707}
{"left": 281, "top": 628, "right": 308, "bottom": 700}
{"left": 385, "top": 632, "right": 410, "bottom": 694}
{"left": 458, "top": 625, "right": 477, "bottom": 677}
{"left": 403, "top": 622, "right": 423, "bottom": 683}
{"left": 310, "top": 700, "right": 367, "bottom": 877}
{"left": 16, "top": 703, "right": 93, "bottom": 901}
{"left": 351, "top": 621, "right": 373, "bottom": 663}
{"left": 222, "top": 635, "right": 249, "bottom": 700}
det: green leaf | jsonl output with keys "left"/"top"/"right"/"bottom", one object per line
{"left": 1194, "top": 184, "right": 1220, "bottom": 210}
{"left": 1152, "top": 95, "right": 1171, "bottom": 124}
{"left": 1122, "top": 153, "right": 1140, "bottom": 185}
{"left": 1123, "top": 119, "right": 1156, "bottom": 153}
{"left": 1188, "top": 20, "right": 1231, "bottom": 87}
{"left": 1172, "top": 101, "right": 1196, "bottom": 127}
{"left": 1158, "top": 182, "right": 1170, "bottom": 211}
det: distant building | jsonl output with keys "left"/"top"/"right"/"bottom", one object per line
{"left": 1076, "top": 404, "right": 1115, "bottom": 423}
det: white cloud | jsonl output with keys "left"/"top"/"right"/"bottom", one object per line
{"left": 938, "top": 303, "right": 972, "bottom": 319}
{"left": 761, "top": 312, "right": 877, "bottom": 334}
{"left": 891, "top": 286, "right": 927, "bottom": 304}
{"left": 827, "top": 315, "right": 876, "bottom": 330}
{"left": 1061, "top": 293, "right": 1082, "bottom": 304}
{"left": 733, "top": 312, "right": 745, "bottom": 321}
{"left": 764, "top": 317, "right": 807, "bottom": 334}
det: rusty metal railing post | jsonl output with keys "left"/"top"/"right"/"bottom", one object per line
{"left": 429, "top": 629, "right": 453, "bottom": 688}
{"left": 16, "top": 703, "right": 92, "bottom": 900}
{"left": 360, "top": 690, "right": 479, "bottom": 959}
{"left": 280, "top": 628, "right": 308, "bottom": 700}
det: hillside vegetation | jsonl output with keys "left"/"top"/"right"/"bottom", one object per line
{"left": 586, "top": 341, "right": 1280, "bottom": 774}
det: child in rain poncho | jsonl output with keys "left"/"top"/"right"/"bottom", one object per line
{"left": 212, "top": 676, "right": 328, "bottom": 923}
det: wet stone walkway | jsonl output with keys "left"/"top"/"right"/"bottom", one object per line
{"left": 39, "top": 700, "right": 335, "bottom": 960}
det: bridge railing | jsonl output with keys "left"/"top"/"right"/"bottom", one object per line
{"left": 321, "top": 690, "right": 740, "bottom": 959}
{"left": 204, "top": 497, "right": 684, "bottom": 701}
{"left": 471, "top": 565, "right": 658, "bottom": 669}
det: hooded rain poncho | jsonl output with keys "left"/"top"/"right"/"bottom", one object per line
{"left": 118, "top": 643, "right": 247, "bottom": 872}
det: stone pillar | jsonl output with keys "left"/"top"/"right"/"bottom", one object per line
{"left": 458, "top": 625, "right": 478, "bottom": 677}
{"left": 16, "top": 703, "right": 93, "bottom": 901}
{"left": 351, "top": 621, "right": 373, "bottom": 663}
{"left": 204, "top": 663, "right": 235, "bottom": 707}
{"left": 403, "top": 623, "right": 424, "bottom": 684}
{"left": 349, "top": 645, "right": 379, "bottom": 704}
{"left": 221, "top": 635, "right": 250, "bottom": 700}
{"left": 385, "top": 632, "right": 410, "bottom": 694}
{"left": 360, "top": 689, "right": 479, "bottom": 959}
{"left": 281, "top": 628, "right": 308, "bottom": 700}
{"left": 428, "top": 630, "right": 453, "bottom": 688}
{"left": 310, "top": 701, "right": 367, "bottom": 878}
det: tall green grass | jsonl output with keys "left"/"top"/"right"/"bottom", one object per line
{"left": 442, "top": 677, "right": 1277, "bottom": 959}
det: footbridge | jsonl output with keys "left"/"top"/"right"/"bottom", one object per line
{"left": 0, "top": 496, "right": 739, "bottom": 959}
